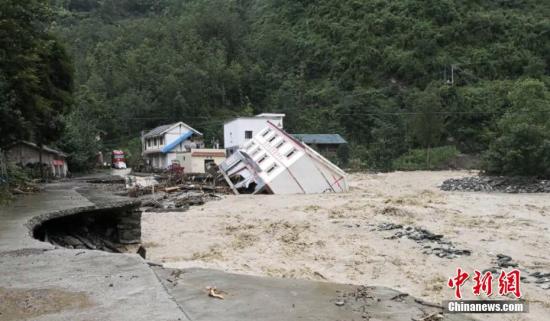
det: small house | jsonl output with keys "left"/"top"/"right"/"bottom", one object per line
{"left": 6, "top": 141, "right": 68, "bottom": 177}
{"left": 141, "top": 122, "right": 225, "bottom": 172}
{"left": 181, "top": 148, "right": 226, "bottom": 173}
{"left": 292, "top": 134, "right": 347, "bottom": 158}
{"left": 142, "top": 122, "right": 204, "bottom": 169}
{"left": 223, "top": 113, "right": 285, "bottom": 155}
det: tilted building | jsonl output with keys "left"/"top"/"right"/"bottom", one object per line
{"left": 219, "top": 122, "right": 348, "bottom": 194}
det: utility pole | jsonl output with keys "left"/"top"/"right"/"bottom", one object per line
{"left": 451, "top": 64, "right": 454, "bottom": 85}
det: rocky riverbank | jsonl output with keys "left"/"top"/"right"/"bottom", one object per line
{"left": 440, "top": 176, "right": 550, "bottom": 193}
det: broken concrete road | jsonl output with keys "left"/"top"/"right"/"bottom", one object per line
{"left": 0, "top": 182, "right": 185, "bottom": 321}
{"left": 154, "top": 267, "right": 474, "bottom": 321}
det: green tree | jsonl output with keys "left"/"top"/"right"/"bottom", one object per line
{"left": 408, "top": 86, "right": 445, "bottom": 168}
{"left": 484, "top": 79, "right": 550, "bottom": 177}
{"left": 0, "top": 0, "right": 73, "bottom": 148}
{"left": 59, "top": 90, "right": 102, "bottom": 171}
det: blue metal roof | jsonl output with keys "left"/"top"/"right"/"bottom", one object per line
{"left": 160, "top": 130, "right": 194, "bottom": 153}
{"left": 292, "top": 134, "right": 347, "bottom": 145}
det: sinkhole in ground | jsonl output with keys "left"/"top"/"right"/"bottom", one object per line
{"left": 33, "top": 205, "right": 142, "bottom": 254}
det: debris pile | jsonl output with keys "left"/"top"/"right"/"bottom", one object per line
{"left": 141, "top": 190, "right": 222, "bottom": 212}
{"left": 9, "top": 182, "right": 41, "bottom": 195}
{"left": 132, "top": 168, "right": 227, "bottom": 212}
{"left": 441, "top": 176, "right": 550, "bottom": 193}
{"left": 46, "top": 231, "right": 123, "bottom": 253}
{"left": 333, "top": 285, "right": 444, "bottom": 320}
{"left": 377, "top": 223, "right": 471, "bottom": 259}
{"left": 126, "top": 165, "right": 231, "bottom": 198}
{"left": 86, "top": 176, "right": 126, "bottom": 184}
{"left": 483, "top": 254, "right": 550, "bottom": 291}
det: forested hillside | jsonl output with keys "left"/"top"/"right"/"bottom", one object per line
{"left": 0, "top": 1, "right": 73, "bottom": 149}
{"left": 51, "top": 0, "right": 550, "bottom": 173}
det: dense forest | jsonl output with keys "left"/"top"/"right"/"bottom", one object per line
{"left": 2, "top": 0, "right": 550, "bottom": 175}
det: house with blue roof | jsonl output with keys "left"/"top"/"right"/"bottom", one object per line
{"left": 292, "top": 134, "right": 347, "bottom": 159}
{"left": 141, "top": 122, "right": 225, "bottom": 172}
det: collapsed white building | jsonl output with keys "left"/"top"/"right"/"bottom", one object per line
{"left": 219, "top": 121, "right": 348, "bottom": 194}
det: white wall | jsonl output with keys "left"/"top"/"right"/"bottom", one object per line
{"left": 224, "top": 117, "right": 284, "bottom": 149}
{"left": 179, "top": 149, "right": 226, "bottom": 173}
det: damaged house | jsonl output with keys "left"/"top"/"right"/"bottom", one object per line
{"left": 219, "top": 122, "right": 348, "bottom": 194}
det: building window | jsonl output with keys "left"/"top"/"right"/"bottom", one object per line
{"left": 267, "top": 163, "right": 278, "bottom": 174}
{"left": 245, "top": 130, "right": 253, "bottom": 139}
{"left": 275, "top": 140, "right": 285, "bottom": 149}
{"left": 286, "top": 148, "right": 297, "bottom": 158}
{"left": 154, "top": 138, "right": 157, "bottom": 145}
{"left": 268, "top": 134, "right": 278, "bottom": 143}
{"left": 261, "top": 128, "right": 272, "bottom": 137}
{"left": 251, "top": 147, "right": 261, "bottom": 157}
{"left": 258, "top": 154, "right": 268, "bottom": 164}
{"left": 160, "top": 136, "right": 164, "bottom": 145}
{"left": 246, "top": 141, "right": 256, "bottom": 151}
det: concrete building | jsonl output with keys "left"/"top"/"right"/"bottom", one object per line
{"left": 181, "top": 148, "right": 226, "bottom": 173}
{"left": 142, "top": 122, "right": 204, "bottom": 169}
{"left": 223, "top": 113, "right": 285, "bottom": 154}
{"left": 219, "top": 122, "right": 348, "bottom": 194}
{"left": 292, "top": 134, "right": 347, "bottom": 158}
{"left": 6, "top": 141, "right": 68, "bottom": 177}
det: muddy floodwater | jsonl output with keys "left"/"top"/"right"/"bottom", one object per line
{"left": 142, "top": 170, "right": 550, "bottom": 321}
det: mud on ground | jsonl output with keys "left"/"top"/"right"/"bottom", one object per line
{"left": 142, "top": 170, "right": 550, "bottom": 321}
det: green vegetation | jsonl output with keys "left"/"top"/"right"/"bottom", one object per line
{"left": 2, "top": 0, "right": 550, "bottom": 176}
{"left": 393, "top": 146, "right": 459, "bottom": 171}
{"left": 47, "top": 0, "right": 549, "bottom": 174}
{"left": 484, "top": 79, "right": 550, "bottom": 177}
{"left": 0, "top": 0, "right": 73, "bottom": 197}
{"left": 0, "top": 162, "right": 33, "bottom": 204}
{"left": 0, "top": 0, "right": 73, "bottom": 148}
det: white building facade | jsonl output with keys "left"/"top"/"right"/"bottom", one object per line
{"left": 223, "top": 113, "right": 285, "bottom": 154}
{"left": 142, "top": 122, "right": 204, "bottom": 169}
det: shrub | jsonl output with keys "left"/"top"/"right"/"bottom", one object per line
{"left": 347, "top": 144, "right": 370, "bottom": 171}
{"left": 0, "top": 162, "right": 32, "bottom": 204}
{"left": 392, "top": 146, "right": 459, "bottom": 171}
{"left": 124, "top": 137, "right": 144, "bottom": 169}
{"left": 6, "top": 162, "right": 30, "bottom": 184}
